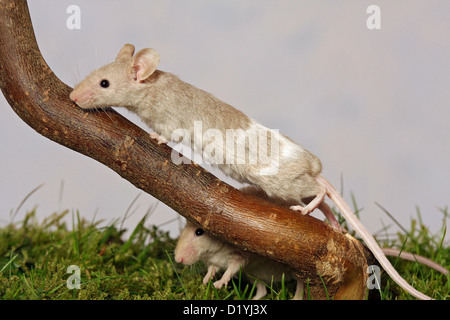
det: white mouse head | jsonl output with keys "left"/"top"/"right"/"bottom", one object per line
{"left": 175, "top": 221, "right": 222, "bottom": 265}
{"left": 69, "top": 43, "right": 160, "bottom": 109}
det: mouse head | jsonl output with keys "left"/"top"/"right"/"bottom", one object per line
{"left": 175, "top": 221, "right": 222, "bottom": 265}
{"left": 69, "top": 43, "right": 160, "bottom": 109}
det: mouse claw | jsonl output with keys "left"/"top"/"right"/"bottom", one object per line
{"left": 213, "top": 279, "right": 228, "bottom": 289}
{"left": 150, "top": 132, "right": 168, "bottom": 144}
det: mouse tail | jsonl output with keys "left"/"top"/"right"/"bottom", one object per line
{"left": 382, "top": 247, "right": 449, "bottom": 276}
{"left": 316, "top": 175, "right": 433, "bottom": 300}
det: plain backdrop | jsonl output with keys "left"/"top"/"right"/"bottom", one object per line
{"left": 1, "top": 1, "right": 449, "bottom": 241}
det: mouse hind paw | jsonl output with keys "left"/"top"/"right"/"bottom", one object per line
{"left": 290, "top": 204, "right": 309, "bottom": 215}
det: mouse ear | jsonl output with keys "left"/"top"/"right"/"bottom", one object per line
{"left": 130, "top": 48, "right": 160, "bottom": 82}
{"left": 116, "top": 44, "right": 135, "bottom": 61}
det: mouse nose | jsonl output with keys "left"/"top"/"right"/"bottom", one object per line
{"left": 69, "top": 91, "right": 77, "bottom": 102}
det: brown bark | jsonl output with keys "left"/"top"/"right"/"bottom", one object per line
{"left": 0, "top": 0, "right": 378, "bottom": 299}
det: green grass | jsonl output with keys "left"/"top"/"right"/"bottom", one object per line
{"left": 377, "top": 206, "right": 450, "bottom": 300}
{"left": 0, "top": 202, "right": 449, "bottom": 300}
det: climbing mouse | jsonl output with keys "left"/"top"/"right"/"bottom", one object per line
{"left": 70, "top": 43, "right": 434, "bottom": 299}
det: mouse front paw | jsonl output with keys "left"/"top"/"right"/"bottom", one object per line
{"left": 150, "top": 132, "right": 168, "bottom": 144}
{"left": 203, "top": 265, "right": 217, "bottom": 284}
{"left": 213, "top": 277, "right": 230, "bottom": 289}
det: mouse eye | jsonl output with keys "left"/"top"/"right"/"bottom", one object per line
{"left": 100, "top": 79, "right": 110, "bottom": 88}
{"left": 195, "top": 228, "right": 204, "bottom": 236}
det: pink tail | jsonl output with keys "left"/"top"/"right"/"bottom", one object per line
{"left": 316, "top": 175, "right": 432, "bottom": 300}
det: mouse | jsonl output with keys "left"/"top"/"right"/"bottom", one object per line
{"left": 70, "top": 43, "right": 435, "bottom": 299}
{"left": 175, "top": 219, "right": 304, "bottom": 300}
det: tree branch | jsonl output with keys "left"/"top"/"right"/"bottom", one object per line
{"left": 0, "top": 0, "right": 378, "bottom": 299}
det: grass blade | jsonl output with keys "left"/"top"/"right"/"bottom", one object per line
{"left": 0, "top": 253, "right": 18, "bottom": 274}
